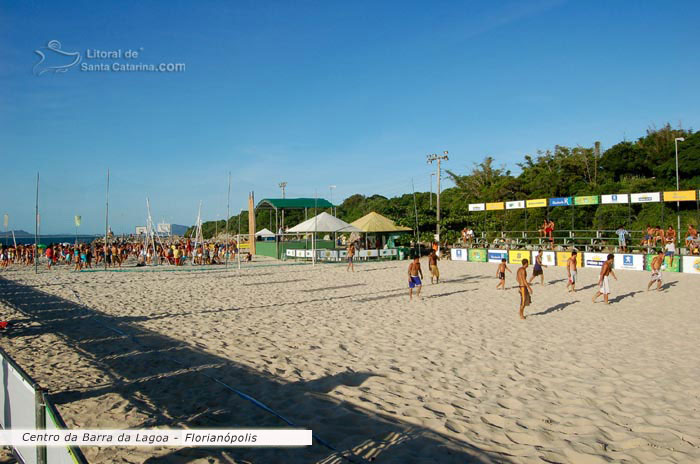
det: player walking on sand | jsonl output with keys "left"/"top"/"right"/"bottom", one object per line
{"left": 408, "top": 256, "right": 423, "bottom": 300}
{"left": 496, "top": 258, "right": 511, "bottom": 290}
{"left": 428, "top": 249, "right": 440, "bottom": 284}
{"left": 647, "top": 249, "right": 664, "bottom": 292}
{"left": 528, "top": 250, "right": 547, "bottom": 285}
{"left": 592, "top": 254, "right": 617, "bottom": 304}
{"left": 516, "top": 259, "right": 533, "bottom": 319}
{"left": 346, "top": 242, "right": 355, "bottom": 272}
{"left": 566, "top": 251, "right": 578, "bottom": 293}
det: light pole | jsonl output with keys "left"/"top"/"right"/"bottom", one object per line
{"left": 278, "top": 181, "right": 287, "bottom": 233}
{"left": 427, "top": 151, "right": 449, "bottom": 253}
{"left": 430, "top": 173, "right": 435, "bottom": 209}
{"left": 329, "top": 185, "right": 336, "bottom": 216}
{"left": 675, "top": 137, "right": 684, "bottom": 246}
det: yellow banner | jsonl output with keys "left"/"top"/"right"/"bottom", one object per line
{"left": 508, "top": 249, "right": 532, "bottom": 265}
{"left": 556, "top": 251, "right": 583, "bottom": 267}
{"left": 486, "top": 202, "right": 504, "bottom": 211}
{"left": 526, "top": 198, "right": 547, "bottom": 208}
{"left": 663, "top": 190, "right": 696, "bottom": 202}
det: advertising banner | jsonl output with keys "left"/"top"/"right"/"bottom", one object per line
{"left": 486, "top": 202, "right": 504, "bottom": 211}
{"left": 645, "top": 254, "right": 680, "bottom": 272}
{"left": 584, "top": 252, "right": 609, "bottom": 267}
{"left": 526, "top": 198, "right": 547, "bottom": 208}
{"left": 630, "top": 192, "right": 661, "bottom": 203}
{"left": 505, "top": 200, "right": 525, "bottom": 210}
{"left": 613, "top": 253, "right": 645, "bottom": 271}
{"left": 662, "top": 190, "right": 696, "bottom": 202}
{"left": 574, "top": 195, "right": 599, "bottom": 206}
{"left": 318, "top": 250, "right": 338, "bottom": 260}
{"left": 379, "top": 249, "right": 397, "bottom": 257}
{"left": 556, "top": 251, "right": 582, "bottom": 267}
{"left": 286, "top": 249, "right": 296, "bottom": 257}
{"left": 549, "top": 197, "right": 572, "bottom": 207}
{"left": 469, "top": 203, "right": 485, "bottom": 212}
{"left": 468, "top": 248, "right": 487, "bottom": 262}
{"left": 508, "top": 249, "right": 531, "bottom": 265}
{"left": 682, "top": 256, "right": 700, "bottom": 274}
{"left": 541, "top": 251, "right": 556, "bottom": 266}
{"left": 451, "top": 248, "right": 467, "bottom": 261}
{"left": 295, "top": 250, "right": 306, "bottom": 257}
{"left": 488, "top": 249, "right": 508, "bottom": 263}
{"left": 359, "top": 250, "right": 379, "bottom": 257}
{"left": 601, "top": 194, "right": 629, "bottom": 204}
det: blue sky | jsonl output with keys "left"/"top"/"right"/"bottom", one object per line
{"left": 1, "top": 0, "right": 698, "bottom": 234}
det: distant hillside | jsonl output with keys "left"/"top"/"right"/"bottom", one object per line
{"left": 0, "top": 230, "right": 31, "bottom": 237}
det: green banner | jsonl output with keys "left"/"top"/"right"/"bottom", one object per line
{"left": 574, "top": 195, "right": 599, "bottom": 206}
{"left": 468, "top": 248, "right": 487, "bottom": 262}
{"left": 645, "top": 254, "right": 680, "bottom": 272}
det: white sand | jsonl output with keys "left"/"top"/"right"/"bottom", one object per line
{"left": 0, "top": 258, "right": 698, "bottom": 463}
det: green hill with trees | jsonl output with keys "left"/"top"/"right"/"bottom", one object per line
{"left": 188, "top": 124, "right": 699, "bottom": 243}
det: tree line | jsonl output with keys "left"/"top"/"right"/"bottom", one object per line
{"left": 188, "top": 124, "right": 700, "bottom": 243}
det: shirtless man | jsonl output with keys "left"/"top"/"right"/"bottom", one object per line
{"left": 496, "top": 258, "right": 512, "bottom": 290}
{"left": 647, "top": 249, "right": 664, "bottom": 292}
{"left": 528, "top": 250, "right": 547, "bottom": 285}
{"left": 346, "top": 242, "right": 355, "bottom": 272}
{"left": 428, "top": 250, "right": 440, "bottom": 284}
{"left": 592, "top": 253, "right": 617, "bottom": 304}
{"left": 408, "top": 256, "right": 423, "bottom": 300}
{"left": 566, "top": 250, "right": 578, "bottom": 293}
{"left": 516, "top": 259, "right": 533, "bottom": 319}
{"left": 653, "top": 226, "right": 664, "bottom": 246}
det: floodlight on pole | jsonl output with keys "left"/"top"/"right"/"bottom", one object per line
{"left": 329, "top": 185, "right": 336, "bottom": 216}
{"left": 674, "top": 137, "right": 685, "bottom": 246}
{"left": 278, "top": 181, "right": 287, "bottom": 231}
{"left": 427, "top": 151, "right": 449, "bottom": 254}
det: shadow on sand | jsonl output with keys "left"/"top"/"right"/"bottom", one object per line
{"left": 0, "top": 276, "right": 508, "bottom": 464}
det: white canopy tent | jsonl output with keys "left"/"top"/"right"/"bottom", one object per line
{"left": 287, "top": 212, "right": 361, "bottom": 265}
{"left": 288, "top": 212, "right": 361, "bottom": 233}
{"left": 255, "top": 228, "right": 275, "bottom": 237}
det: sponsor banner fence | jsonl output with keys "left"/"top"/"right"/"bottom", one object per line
{"left": 379, "top": 249, "right": 398, "bottom": 257}
{"left": 556, "top": 251, "right": 582, "bottom": 267}
{"left": 285, "top": 249, "right": 296, "bottom": 258}
{"left": 541, "top": 251, "right": 556, "bottom": 266}
{"left": 584, "top": 252, "right": 609, "bottom": 267}
{"left": 645, "top": 254, "right": 680, "bottom": 272}
{"left": 451, "top": 248, "right": 468, "bottom": 261}
{"left": 549, "top": 197, "right": 572, "bottom": 207}
{"left": 317, "top": 250, "right": 338, "bottom": 260}
{"left": 682, "top": 256, "right": 700, "bottom": 274}
{"left": 526, "top": 198, "right": 547, "bottom": 208}
{"left": 630, "top": 192, "right": 661, "bottom": 203}
{"left": 508, "top": 249, "right": 531, "bottom": 265}
{"left": 468, "top": 203, "right": 485, "bottom": 212}
{"left": 662, "top": 190, "right": 696, "bottom": 202}
{"left": 486, "top": 202, "right": 504, "bottom": 211}
{"left": 601, "top": 194, "right": 629, "bottom": 204}
{"left": 506, "top": 200, "right": 525, "bottom": 209}
{"left": 359, "top": 250, "right": 379, "bottom": 258}
{"left": 468, "top": 248, "right": 488, "bottom": 262}
{"left": 574, "top": 195, "right": 599, "bottom": 206}
{"left": 487, "top": 249, "right": 508, "bottom": 263}
{"left": 613, "top": 253, "right": 645, "bottom": 271}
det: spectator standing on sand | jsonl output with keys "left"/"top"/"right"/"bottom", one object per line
{"left": 592, "top": 254, "right": 617, "bottom": 305}
{"left": 428, "top": 249, "right": 440, "bottom": 284}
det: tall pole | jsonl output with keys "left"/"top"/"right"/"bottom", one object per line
{"left": 35, "top": 172, "right": 39, "bottom": 274}
{"left": 411, "top": 178, "right": 420, "bottom": 257}
{"left": 279, "top": 181, "right": 287, "bottom": 232}
{"left": 675, "top": 137, "right": 684, "bottom": 246}
{"left": 105, "top": 169, "right": 109, "bottom": 270}
{"left": 430, "top": 173, "right": 435, "bottom": 209}
{"left": 329, "top": 185, "right": 336, "bottom": 216}
{"left": 226, "top": 172, "right": 231, "bottom": 267}
{"left": 427, "top": 151, "right": 448, "bottom": 253}
{"left": 237, "top": 209, "right": 242, "bottom": 270}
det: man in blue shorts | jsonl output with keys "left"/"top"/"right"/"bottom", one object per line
{"left": 408, "top": 256, "right": 423, "bottom": 300}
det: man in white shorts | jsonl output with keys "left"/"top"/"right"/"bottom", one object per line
{"left": 592, "top": 253, "right": 617, "bottom": 304}
{"left": 647, "top": 249, "right": 664, "bottom": 292}
{"left": 566, "top": 250, "right": 578, "bottom": 292}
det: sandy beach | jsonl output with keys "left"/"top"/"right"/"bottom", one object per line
{"left": 0, "top": 258, "right": 698, "bottom": 463}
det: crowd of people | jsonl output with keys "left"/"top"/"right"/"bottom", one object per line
{"left": 0, "top": 238, "right": 252, "bottom": 270}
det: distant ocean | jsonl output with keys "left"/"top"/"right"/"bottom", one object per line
{"left": 0, "top": 235, "right": 100, "bottom": 246}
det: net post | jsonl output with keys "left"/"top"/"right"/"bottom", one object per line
{"left": 35, "top": 388, "right": 47, "bottom": 464}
